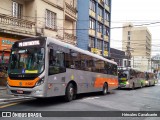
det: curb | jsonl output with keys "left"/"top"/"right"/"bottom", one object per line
{"left": 0, "top": 87, "right": 6, "bottom": 90}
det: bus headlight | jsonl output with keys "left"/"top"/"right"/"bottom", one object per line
{"left": 145, "top": 81, "right": 149, "bottom": 84}
{"left": 36, "top": 77, "right": 45, "bottom": 86}
{"left": 126, "top": 81, "right": 129, "bottom": 85}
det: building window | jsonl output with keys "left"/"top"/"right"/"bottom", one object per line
{"left": 45, "top": 10, "right": 57, "bottom": 29}
{"left": 124, "top": 60, "right": 127, "bottom": 67}
{"left": 105, "top": 11, "right": 109, "bottom": 21}
{"left": 128, "top": 31, "right": 131, "bottom": 35}
{"left": 98, "top": 6, "right": 103, "bottom": 17}
{"left": 89, "top": 17, "right": 96, "bottom": 30}
{"left": 105, "top": 0, "right": 110, "bottom": 6}
{"left": 89, "top": 36, "right": 95, "bottom": 48}
{"left": 128, "top": 61, "right": 131, "bottom": 67}
{"left": 97, "top": 39, "right": 102, "bottom": 50}
{"left": 89, "top": 0, "right": 96, "bottom": 12}
{"left": 49, "top": 49, "right": 65, "bottom": 75}
{"left": 98, "top": 22, "right": 103, "bottom": 33}
{"left": 104, "top": 42, "right": 108, "bottom": 50}
{"left": 128, "top": 42, "right": 130, "bottom": 46}
{"left": 128, "top": 36, "right": 130, "bottom": 41}
{"left": 12, "top": 2, "right": 23, "bottom": 18}
{"left": 104, "top": 26, "right": 110, "bottom": 36}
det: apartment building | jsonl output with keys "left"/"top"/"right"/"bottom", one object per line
{"left": 0, "top": 0, "right": 77, "bottom": 63}
{"left": 122, "top": 23, "right": 152, "bottom": 71}
{"left": 63, "top": 0, "right": 77, "bottom": 45}
{"left": 77, "top": 0, "right": 111, "bottom": 57}
{"left": 110, "top": 48, "right": 127, "bottom": 67}
{"left": 122, "top": 23, "right": 151, "bottom": 58}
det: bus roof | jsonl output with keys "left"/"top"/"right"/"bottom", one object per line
{"left": 47, "top": 37, "right": 117, "bottom": 65}
{"left": 13, "top": 37, "right": 117, "bottom": 65}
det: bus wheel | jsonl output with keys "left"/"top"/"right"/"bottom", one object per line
{"left": 65, "top": 83, "right": 75, "bottom": 102}
{"left": 153, "top": 81, "right": 156, "bottom": 86}
{"left": 132, "top": 83, "right": 135, "bottom": 90}
{"left": 102, "top": 83, "right": 108, "bottom": 95}
{"left": 149, "top": 82, "right": 151, "bottom": 87}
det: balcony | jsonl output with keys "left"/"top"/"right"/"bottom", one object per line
{"left": 105, "top": 4, "right": 110, "bottom": 12}
{"left": 0, "top": 13, "right": 36, "bottom": 36}
{"left": 105, "top": 20, "right": 109, "bottom": 27}
{"left": 89, "top": 29, "right": 95, "bottom": 36}
{"left": 65, "top": 2, "right": 77, "bottom": 21}
{"left": 104, "top": 35, "right": 109, "bottom": 41}
{"left": 97, "top": 32, "right": 103, "bottom": 39}
{"left": 98, "top": 16, "right": 103, "bottom": 23}
{"left": 89, "top": 10, "right": 96, "bottom": 18}
{"left": 63, "top": 32, "right": 77, "bottom": 45}
{"left": 98, "top": 0, "right": 104, "bottom": 7}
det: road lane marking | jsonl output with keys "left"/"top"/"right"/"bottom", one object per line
{"left": 82, "top": 97, "right": 100, "bottom": 100}
{"left": 0, "top": 102, "right": 20, "bottom": 109}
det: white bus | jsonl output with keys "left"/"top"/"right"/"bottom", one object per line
{"left": 118, "top": 67, "right": 146, "bottom": 89}
{"left": 7, "top": 37, "right": 118, "bottom": 101}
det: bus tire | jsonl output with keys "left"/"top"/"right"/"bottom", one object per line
{"left": 149, "top": 82, "right": 151, "bottom": 87}
{"left": 132, "top": 83, "right": 135, "bottom": 90}
{"left": 153, "top": 81, "right": 155, "bottom": 86}
{"left": 102, "top": 83, "right": 108, "bottom": 95}
{"left": 65, "top": 83, "right": 75, "bottom": 102}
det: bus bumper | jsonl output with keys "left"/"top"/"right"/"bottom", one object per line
{"left": 6, "top": 84, "right": 46, "bottom": 98}
{"left": 118, "top": 83, "right": 130, "bottom": 88}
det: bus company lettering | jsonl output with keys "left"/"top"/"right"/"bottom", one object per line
{"left": 19, "top": 41, "right": 40, "bottom": 47}
{"left": 25, "top": 82, "right": 34, "bottom": 86}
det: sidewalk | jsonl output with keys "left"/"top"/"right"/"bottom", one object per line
{"left": 0, "top": 86, "right": 34, "bottom": 105}
{"left": 0, "top": 86, "right": 15, "bottom": 99}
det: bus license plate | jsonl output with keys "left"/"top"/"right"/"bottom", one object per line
{"left": 17, "top": 90, "right": 23, "bottom": 94}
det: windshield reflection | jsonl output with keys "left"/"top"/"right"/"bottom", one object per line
{"left": 8, "top": 47, "right": 45, "bottom": 74}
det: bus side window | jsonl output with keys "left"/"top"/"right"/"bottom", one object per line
{"left": 49, "top": 49, "right": 66, "bottom": 75}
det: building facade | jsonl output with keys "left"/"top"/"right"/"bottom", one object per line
{"left": 110, "top": 48, "right": 128, "bottom": 67}
{"left": 122, "top": 23, "right": 152, "bottom": 71}
{"left": 131, "top": 56, "right": 151, "bottom": 72}
{"left": 0, "top": 0, "right": 77, "bottom": 63}
{"left": 77, "top": 0, "right": 111, "bottom": 57}
{"left": 122, "top": 23, "right": 151, "bottom": 58}
{"left": 152, "top": 54, "right": 160, "bottom": 73}
{"left": 61, "top": 0, "right": 77, "bottom": 45}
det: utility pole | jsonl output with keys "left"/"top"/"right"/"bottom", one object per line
{"left": 126, "top": 41, "right": 131, "bottom": 68}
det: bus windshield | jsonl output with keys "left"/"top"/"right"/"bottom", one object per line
{"left": 8, "top": 47, "right": 45, "bottom": 74}
{"left": 118, "top": 70, "right": 128, "bottom": 78}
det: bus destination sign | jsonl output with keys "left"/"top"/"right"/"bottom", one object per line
{"left": 18, "top": 40, "right": 40, "bottom": 47}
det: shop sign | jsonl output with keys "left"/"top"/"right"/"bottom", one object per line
{"left": 0, "top": 37, "right": 17, "bottom": 51}
{"left": 91, "top": 48, "right": 102, "bottom": 55}
{"left": 104, "top": 50, "right": 108, "bottom": 56}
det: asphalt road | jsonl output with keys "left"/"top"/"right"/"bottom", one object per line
{"left": 0, "top": 83, "right": 160, "bottom": 120}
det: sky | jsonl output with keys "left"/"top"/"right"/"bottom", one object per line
{"left": 110, "top": 0, "right": 160, "bottom": 56}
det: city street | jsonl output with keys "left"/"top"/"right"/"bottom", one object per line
{"left": 0, "top": 82, "right": 160, "bottom": 120}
